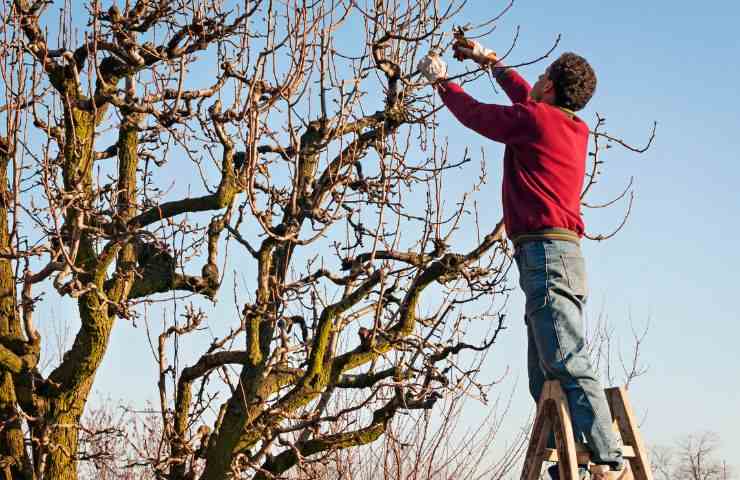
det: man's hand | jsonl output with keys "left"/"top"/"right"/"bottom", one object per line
{"left": 453, "top": 38, "right": 498, "bottom": 66}
{"left": 417, "top": 52, "right": 448, "bottom": 84}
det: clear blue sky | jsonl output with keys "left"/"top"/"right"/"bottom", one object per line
{"left": 50, "top": 0, "right": 738, "bottom": 471}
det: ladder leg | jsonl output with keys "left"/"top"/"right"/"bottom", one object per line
{"left": 550, "top": 381, "right": 580, "bottom": 480}
{"left": 605, "top": 387, "right": 654, "bottom": 480}
{"left": 521, "top": 382, "right": 554, "bottom": 480}
{"left": 521, "top": 381, "right": 582, "bottom": 480}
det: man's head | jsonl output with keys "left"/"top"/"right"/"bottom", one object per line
{"left": 530, "top": 53, "right": 597, "bottom": 111}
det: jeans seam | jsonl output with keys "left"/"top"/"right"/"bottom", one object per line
{"left": 544, "top": 246, "right": 566, "bottom": 367}
{"left": 544, "top": 245, "right": 551, "bottom": 306}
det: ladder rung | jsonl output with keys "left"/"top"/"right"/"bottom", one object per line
{"left": 543, "top": 445, "right": 636, "bottom": 463}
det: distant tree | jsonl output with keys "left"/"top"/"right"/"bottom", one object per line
{"left": 651, "top": 431, "right": 735, "bottom": 480}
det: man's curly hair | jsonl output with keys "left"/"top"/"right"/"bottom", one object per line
{"left": 548, "top": 53, "right": 597, "bottom": 111}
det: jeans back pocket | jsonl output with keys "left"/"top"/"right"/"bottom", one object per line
{"left": 560, "top": 253, "right": 588, "bottom": 300}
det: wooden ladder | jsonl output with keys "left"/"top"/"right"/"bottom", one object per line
{"left": 520, "top": 380, "right": 654, "bottom": 480}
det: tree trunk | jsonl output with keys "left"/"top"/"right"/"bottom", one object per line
{"left": 44, "top": 380, "right": 95, "bottom": 480}
{"left": 0, "top": 150, "right": 34, "bottom": 478}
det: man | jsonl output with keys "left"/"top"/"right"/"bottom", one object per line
{"left": 417, "top": 42, "right": 631, "bottom": 480}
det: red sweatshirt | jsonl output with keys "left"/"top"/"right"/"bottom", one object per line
{"left": 438, "top": 70, "right": 588, "bottom": 238}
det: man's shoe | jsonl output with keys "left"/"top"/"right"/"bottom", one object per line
{"left": 589, "top": 464, "right": 633, "bottom": 480}
{"left": 547, "top": 464, "right": 589, "bottom": 480}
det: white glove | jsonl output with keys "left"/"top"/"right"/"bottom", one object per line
{"left": 471, "top": 40, "right": 496, "bottom": 61}
{"left": 454, "top": 39, "right": 498, "bottom": 66}
{"left": 417, "top": 52, "right": 448, "bottom": 83}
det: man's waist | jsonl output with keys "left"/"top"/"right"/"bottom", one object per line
{"left": 510, "top": 228, "right": 581, "bottom": 248}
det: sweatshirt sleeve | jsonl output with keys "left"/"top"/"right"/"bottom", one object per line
{"left": 495, "top": 68, "right": 532, "bottom": 104}
{"left": 438, "top": 81, "right": 537, "bottom": 145}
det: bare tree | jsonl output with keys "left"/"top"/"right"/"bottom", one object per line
{"left": 77, "top": 383, "right": 530, "bottom": 480}
{"left": 651, "top": 431, "right": 735, "bottom": 480}
{"left": 585, "top": 307, "right": 651, "bottom": 389}
{"left": 0, "top": 0, "right": 653, "bottom": 478}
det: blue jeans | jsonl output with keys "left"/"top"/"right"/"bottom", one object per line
{"left": 514, "top": 240, "right": 623, "bottom": 470}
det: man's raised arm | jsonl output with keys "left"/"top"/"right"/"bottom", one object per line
{"left": 494, "top": 66, "right": 532, "bottom": 104}
{"left": 436, "top": 80, "right": 536, "bottom": 145}
{"left": 452, "top": 39, "right": 532, "bottom": 104}
{"left": 416, "top": 52, "right": 537, "bottom": 145}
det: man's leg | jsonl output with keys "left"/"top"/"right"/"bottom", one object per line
{"left": 526, "top": 319, "right": 546, "bottom": 403}
{"left": 528, "top": 317, "right": 589, "bottom": 480}
{"left": 516, "top": 241, "right": 623, "bottom": 470}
